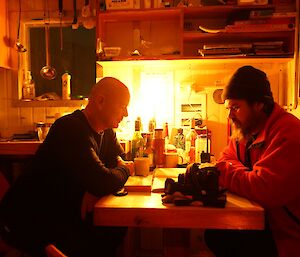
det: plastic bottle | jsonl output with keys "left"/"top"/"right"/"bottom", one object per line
{"left": 22, "top": 71, "right": 35, "bottom": 100}
{"left": 62, "top": 72, "right": 71, "bottom": 100}
{"left": 174, "top": 128, "right": 185, "bottom": 150}
{"left": 185, "top": 118, "right": 197, "bottom": 163}
{"left": 131, "top": 118, "right": 144, "bottom": 160}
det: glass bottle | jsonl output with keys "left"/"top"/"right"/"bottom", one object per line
{"left": 153, "top": 128, "right": 165, "bottom": 168}
{"left": 96, "top": 38, "right": 105, "bottom": 60}
{"left": 174, "top": 128, "right": 185, "bottom": 150}
{"left": 22, "top": 71, "right": 35, "bottom": 100}
{"left": 162, "top": 122, "right": 169, "bottom": 146}
{"left": 142, "top": 132, "right": 154, "bottom": 170}
{"left": 185, "top": 118, "right": 197, "bottom": 163}
{"left": 131, "top": 118, "right": 144, "bottom": 160}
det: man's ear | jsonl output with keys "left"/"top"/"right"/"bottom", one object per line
{"left": 97, "top": 94, "right": 105, "bottom": 108}
{"left": 254, "top": 102, "right": 264, "bottom": 112}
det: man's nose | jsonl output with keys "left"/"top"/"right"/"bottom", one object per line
{"left": 228, "top": 109, "right": 235, "bottom": 119}
{"left": 124, "top": 108, "right": 128, "bottom": 117}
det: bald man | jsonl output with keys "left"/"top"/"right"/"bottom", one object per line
{"left": 0, "top": 77, "right": 133, "bottom": 257}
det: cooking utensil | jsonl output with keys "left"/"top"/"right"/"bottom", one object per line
{"left": 15, "top": 0, "right": 26, "bottom": 52}
{"left": 40, "top": 0, "right": 56, "bottom": 80}
{"left": 59, "top": 0, "right": 63, "bottom": 51}
{"left": 40, "top": 25, "right": 56, "bottom": 80}
{"left": 72, "top": 0, "right": 79, "bottom": 29}
{"left": 82, "top": 0, "right": 95, "bottom": 29}
{"left": 82, "top": 0, "right": 91, "bottom": 18}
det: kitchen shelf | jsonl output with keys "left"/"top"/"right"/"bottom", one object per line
{"left": 183, "top": 30, "right": 294, "bottom": 41}
{"left": 97, "top": 3, "right": 297, "bottom": 60}
{"left": 98, "top": 8, "right": 182, "bottom": 20}
{"left": 13, "top": 99, "right": 88, "bottom": 108}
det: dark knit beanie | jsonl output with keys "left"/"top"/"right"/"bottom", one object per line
{"left": 222, "top": 66, "right": 274, "bottom": 104}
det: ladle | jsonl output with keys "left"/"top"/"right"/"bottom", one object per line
{"left": 82, "top": 0, "right": 95, "bottom": 29}
{"left": 40, "top": 25, "right": 56, "bottom": 80}
{"left": 15, "top": 0, "right": 26, "bottom": 53}
{"left": 59, "top": 0, "right": 63, "bottom": 51}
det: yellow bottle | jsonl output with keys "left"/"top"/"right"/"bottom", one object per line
{"left": 62, "top": 72, "right": 71, "bottom": 100}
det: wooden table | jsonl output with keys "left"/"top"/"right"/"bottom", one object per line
{"left": 0, "top": 141, "right": 41, "bottom": 155}
{"left": 94, "top": 168, "right": 264, "bottom": 257}
{"left": 0, "top": 141, "right": 41, "bottom": 182}
{"left": 94, "top": 192, "right": 264, "bottom": 230}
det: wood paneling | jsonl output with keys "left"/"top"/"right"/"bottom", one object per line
{"left": 0, "top": 0, "right": 10, "bottom": 69}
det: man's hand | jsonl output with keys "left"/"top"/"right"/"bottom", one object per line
{"left": 216, "top": 161, "right": 228, "bottom": 172}
{"left": 81, "top": 191, "right": 99, "bottom": 220}
{"left": 117, "top": 157, "right": 135, "bottom": 176}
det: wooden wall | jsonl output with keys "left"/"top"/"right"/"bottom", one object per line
{"left": 0, "top": 0, "right": 94, "bottom": 137}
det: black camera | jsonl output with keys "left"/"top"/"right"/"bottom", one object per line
{"left": 163, "top": 163, "right": 226, "bottom": 208}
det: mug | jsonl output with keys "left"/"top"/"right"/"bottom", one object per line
{"left": 164, "top": 152, "right": 183, "bottom": 168}
{"left": 134, "top": 157, "right": 150, "bottom": 176}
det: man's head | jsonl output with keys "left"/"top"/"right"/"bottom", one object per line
{"left": 222, "top": 66, "right": 275, "bottom": 140}
{"left": 84, "top": 77, "right": 130, "bottom": 132}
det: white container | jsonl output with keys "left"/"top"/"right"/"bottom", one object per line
{"left": 62, "top": 72, "right": 71, "bottom": 100}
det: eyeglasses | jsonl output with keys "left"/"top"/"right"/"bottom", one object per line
{"left": 226, "top": 105, "right": 240, "bottom": 113}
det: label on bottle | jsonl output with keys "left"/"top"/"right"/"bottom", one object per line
{"left": 22, "top": 71, "right": 35, "bottom": 100}
{"left": 22, "top": 82, "right": 35, "bottom": 100}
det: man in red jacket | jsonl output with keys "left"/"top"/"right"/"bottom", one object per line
{"left": 205, "top": 66, "right": 300, "bottom": 257}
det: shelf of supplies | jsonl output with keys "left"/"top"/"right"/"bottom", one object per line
{"left": 183, "top": 30, "right": 295, "bottom": 41}
{"left": 97, "top": 3, "right": 297, "bottom": 61}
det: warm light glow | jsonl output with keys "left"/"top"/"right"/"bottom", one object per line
{"left": 132, "top": 71, "right": 174, "bottom": 129}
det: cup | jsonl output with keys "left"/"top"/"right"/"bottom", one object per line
{"left": 164, "top": 152, "right": 183, "bottom": 168}
{"left": 35, "top": 122, "right": 51, "bottom": 141}
{"left": 134, "top": 157, "right": 150, "bottom": 176}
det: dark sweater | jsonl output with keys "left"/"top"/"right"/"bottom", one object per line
{"left": 0, "top": 110, "right": 129, "bottom": 231}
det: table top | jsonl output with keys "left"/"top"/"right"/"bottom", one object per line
{"left": 94, "top": 169, "right": 264, "bottom": 230}
{"left": 0, "top": 141, "right": 41, "bottom": 155}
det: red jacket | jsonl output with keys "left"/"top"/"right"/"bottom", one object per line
{"left": 218, "top": 103, "right": 300, "bottom": 257}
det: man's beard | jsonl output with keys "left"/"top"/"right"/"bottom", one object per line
{"left": 230, "top": 121, "right": 244, "bottom": 142}
{"left": 230, "top": 119, "right": 253, "bottom": 142}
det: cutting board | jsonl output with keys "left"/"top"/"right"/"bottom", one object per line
{"left": 151, "top": 168, "right": 185, "bottom": 193}
{"left": 154, "top": 168, "right": 185, "bottom": 178}
{"left": 124, "top": 173, "right": 153, "bottom": 193}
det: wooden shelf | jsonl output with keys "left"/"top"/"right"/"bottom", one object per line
{"left": 13, "top": 99, "right": 88, "bottom": 108}
{"left": 98, "top": 8, "right": 181, "bottom": 20}
{"left": 97, "top": 3, "right": 297, "bottom": 60}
